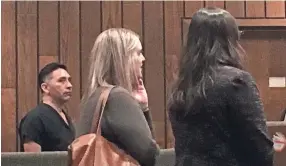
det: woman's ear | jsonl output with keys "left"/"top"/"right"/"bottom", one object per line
{"left": 40, "top": 82, "right": 49, "bottom": 94}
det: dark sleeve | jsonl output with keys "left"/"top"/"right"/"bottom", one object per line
{"left": 106, "top": 91, "right": 160, "bottom": 166}
{"left": 19, "top": 114, "right": 44, "bottom": 146}
{"left": 143, "top": 110, "right": 155, "bottom": 139}
{"left": 226, "top": 72, "right": 274, "bottom": 166}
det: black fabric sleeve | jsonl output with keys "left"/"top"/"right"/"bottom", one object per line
{"left": 19, "top": 114, "right": 44, "bottom": 146}
{"left": 227, "top": 71, "right": 274, "bottom": 166}
{"left": 105, "top": 91, "right": 160, "bottom": 166}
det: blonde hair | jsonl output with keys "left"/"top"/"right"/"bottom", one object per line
{"left": 82, "top": 28, "right": 140, "bottom": 101}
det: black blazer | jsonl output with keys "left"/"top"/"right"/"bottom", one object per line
{"left": 169, "top": 66, "right": 274, "bottom": 166}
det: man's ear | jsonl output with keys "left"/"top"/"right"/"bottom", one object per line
{"left": 41, "top": 82, "right": 49, "bottom": 94}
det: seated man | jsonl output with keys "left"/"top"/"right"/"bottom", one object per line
{"left": 19, "top": 62, "right": 75, "bottom": 152}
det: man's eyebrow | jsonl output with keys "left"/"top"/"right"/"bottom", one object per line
{"left": 58, "top": 76, "right": 72, "bottom": 79}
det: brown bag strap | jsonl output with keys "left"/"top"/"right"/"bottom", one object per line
{"left": 90, "top": 86, "right": 114, "bottom": 135}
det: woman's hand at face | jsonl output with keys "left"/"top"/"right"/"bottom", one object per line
{"left": 273, "top": 132, "right": 286, "bottom": 152}
{"left": 132, "top": 79, "right": 149, "bottom": 111}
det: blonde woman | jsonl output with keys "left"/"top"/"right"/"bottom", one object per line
{"left": 76, "top": 28, "right": 159, "bottom": 166}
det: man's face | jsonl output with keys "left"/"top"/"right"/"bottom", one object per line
{"left": 41, "top": 68, "right": 72, "bottom": 103}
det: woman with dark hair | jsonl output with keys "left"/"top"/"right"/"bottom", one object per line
{"left": 168, "top": 8, "right": 273, "bottom": 166}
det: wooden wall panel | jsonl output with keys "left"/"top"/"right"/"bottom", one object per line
{"left": 246, "top": 1, "right": 265, "bottom": 18}
{"left": 266, "top": 1, "right": 285, "bottom": 18}
{"left": 184, "top": 1, "right": 204, "bottom": 17}
{"left": 102, "top": 1, "right": 122, "bottom": 30}
{"left": 269, "top": 30, "right": 286, "bottom": 77}
{"left": 225, "top": 1, "right": 245, "bottom": 18}
{"left": 1, "top": 1, "right": 16, "bottom": 152}
{"left": 2, "top": 0, "right": 286, "bottom": 151}
{"left": 80, "top": 1, "right": 101, "bottom": 96}
{"left": 17, "top": 1, "right": 38, "bottom": 122}
{"left": 2, "top": 89, "right": 17, "bottom": 152}
{"left": 59, "top": 1, "right": 80, "bottom": 121}
{"left": 38, "top": 1, "right": 58, "bottom": 58}
{"left": 237, "top": 19, "right": 286, "bottom": 27}
{"left": 143, "top": 1, "right": 165, "bottom": 148}
{"left": 164, "top": 1, "right": 184, "bottom": 148}
{"left": 205, "top": 1, "right": 225, "bottom": 9}
{"left": 122, "top": 1, "right": 142, "bottom": 37}
{"left": 2, "top": 1, "right": 16, "bottom": 89}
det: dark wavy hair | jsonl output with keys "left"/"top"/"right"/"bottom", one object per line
{"left": 169, "top": 7, "right": 244, "bottom": 113}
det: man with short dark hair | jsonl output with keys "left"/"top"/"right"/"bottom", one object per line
{"left": 19, "top": 62, "right": 75, "bottom": 152}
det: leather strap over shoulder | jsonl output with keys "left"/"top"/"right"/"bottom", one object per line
{"left": 90, "top": 86, "right": 115, "bottom": 134}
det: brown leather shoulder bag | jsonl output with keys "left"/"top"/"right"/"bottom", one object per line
{"left": 68, "top": 86, "right": 140, "bottom": 166}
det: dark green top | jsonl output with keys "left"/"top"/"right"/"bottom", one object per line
{"left": 76, "top": 86, "right": 159, "bottom": 166}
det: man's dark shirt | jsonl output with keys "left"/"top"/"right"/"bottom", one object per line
{"left": 19, "top": 103, "right": 75, "bottom": 151}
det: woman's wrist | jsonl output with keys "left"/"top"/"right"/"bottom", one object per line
{"left": 140, "top": 103, "right": 149, "bottom": 112}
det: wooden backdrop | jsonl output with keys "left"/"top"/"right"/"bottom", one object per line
{"left": 2, "top": 1, "right": 286, "bottom": 152}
